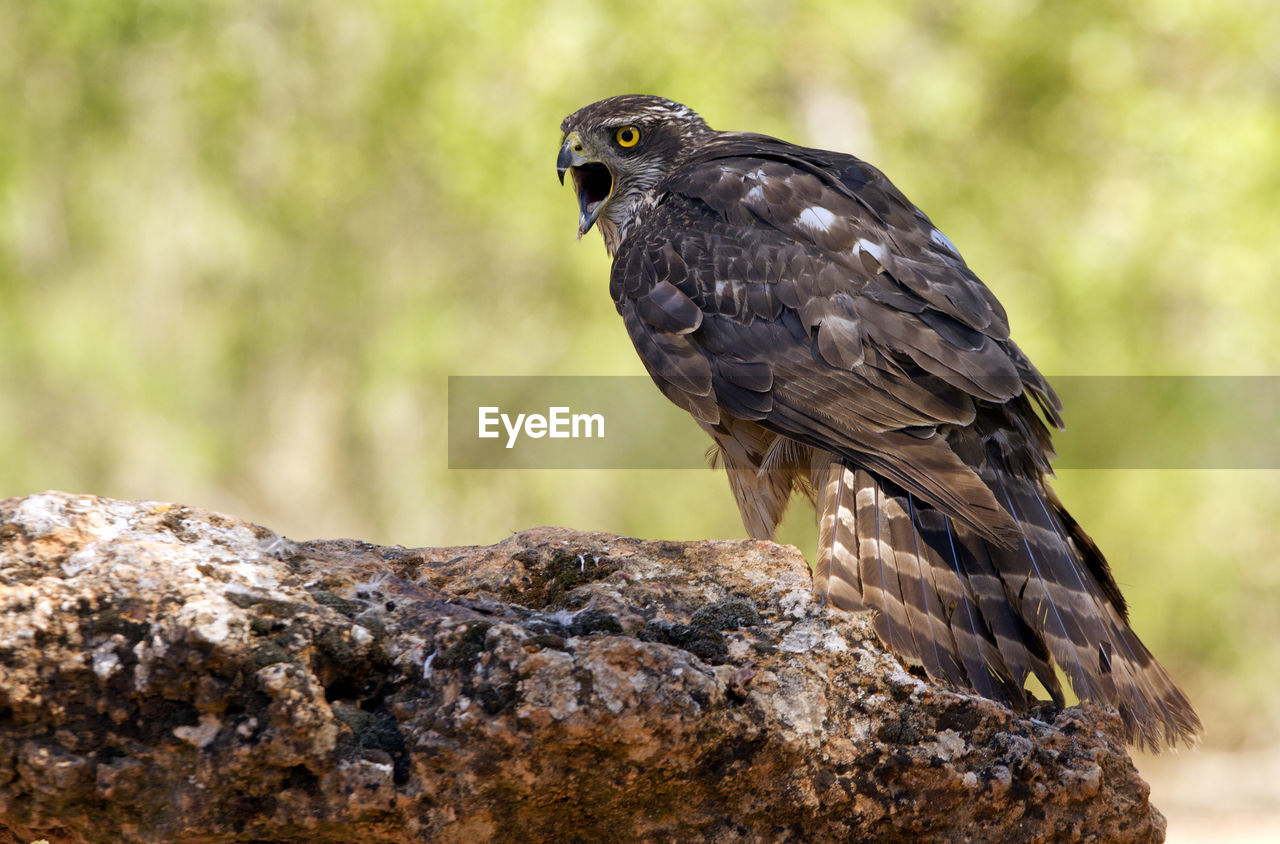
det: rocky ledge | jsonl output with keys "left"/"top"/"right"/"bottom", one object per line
{"left": 0, "top": 492, "right": 1164, "bottom": 842}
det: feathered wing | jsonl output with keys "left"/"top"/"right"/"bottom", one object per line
{"left": 611, "top": 136, "right": 1200, "bottom": 749}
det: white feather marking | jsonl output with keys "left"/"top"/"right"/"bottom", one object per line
{"left": 797, "top": 206, "right": 838, "bottom": 233}
{"left": 745, "top": 185, "right": 765, "bottom": 203}
{"left": 837, "top": 507, "right": 856, "bottom": 532}
{"left": 853, "top": 238, "right": 887, "bottom": 262}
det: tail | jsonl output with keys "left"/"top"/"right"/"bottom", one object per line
{"left": 811, "top": 452, "right": 1201, "bottom": 751}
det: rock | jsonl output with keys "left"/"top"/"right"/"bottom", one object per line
{"left": 0, "top": 491, "right": 1165, "bottom": 843}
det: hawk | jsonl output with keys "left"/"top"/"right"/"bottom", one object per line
{"left": 557, "top": 94, "right": 1199, "bottom": 749}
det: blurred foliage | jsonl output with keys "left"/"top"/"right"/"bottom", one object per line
{"left": 2, "top": 0, "right": 1279, "bottom": 753}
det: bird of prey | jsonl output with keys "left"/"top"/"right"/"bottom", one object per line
{"left": 557, "top": 94, "right": 1199, "bottom": 749}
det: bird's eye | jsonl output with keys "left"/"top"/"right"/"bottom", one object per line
{"left": 614, "top": 126, "right": 640, "bottom": 148}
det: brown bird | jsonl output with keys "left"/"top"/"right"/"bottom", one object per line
{"left": 557, "top": 94, "right": 1199, "bottom": 749}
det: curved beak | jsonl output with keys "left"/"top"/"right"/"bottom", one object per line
{"left": 557, "top": 132, "right": 612, "bottom": 239}
{"left": 556, "top": 138, "right": 586, "bottom": 184}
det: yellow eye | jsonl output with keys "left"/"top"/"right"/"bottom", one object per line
{"left": 615, "top": 126, "right": 640, "bottom": 148}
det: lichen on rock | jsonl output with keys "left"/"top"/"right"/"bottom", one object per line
{"left": 0, "top": 491, "right": 1165, "bottom": 842}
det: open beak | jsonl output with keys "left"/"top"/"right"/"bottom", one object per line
{"left": 557, "top": 134, "right": 613, "bottom": 238}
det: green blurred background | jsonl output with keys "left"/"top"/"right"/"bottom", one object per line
{"left": 2, "top": 0, "right": 1278, "bottom": 836}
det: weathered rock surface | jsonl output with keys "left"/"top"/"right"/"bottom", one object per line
{"left": 0, "top": 491, "right": 1164, "bottom": 843}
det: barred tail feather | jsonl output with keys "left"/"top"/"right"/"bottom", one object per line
{"left": 888, "top": 492, "right": 967, "bottom": 686}
{"left": 812, "top": 455, "right": 865, "bottom": 611}
{"left": 811, "top": 448, "right": 1200, "bottom": 750}
{"left": 910, "top": 506, "right": 1026, "bottom": 704}
{"left": 948, "top": 525, "right": 1063, "bottom": 706}
{"left": 857, "top": 474, "right": 923, "bottom": 660}
{"left": 1027, "top": 483, "right": 1200, "bottom": 748}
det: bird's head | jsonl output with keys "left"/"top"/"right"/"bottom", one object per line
{"left": 558, "top": 95, "right": 711, "bottom": 254}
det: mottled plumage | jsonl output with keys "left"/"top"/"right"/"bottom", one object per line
{"left": 557, "top": 95, "right": 1199, "bottom": 749}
